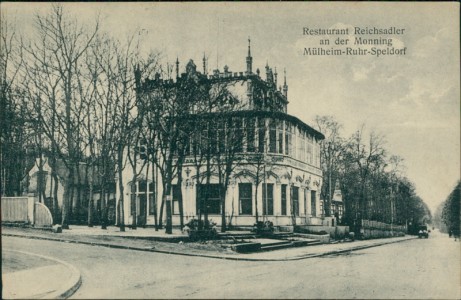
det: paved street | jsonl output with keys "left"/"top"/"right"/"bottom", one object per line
{"left": 2, "top": 230, "right": 460, "bottom": 299}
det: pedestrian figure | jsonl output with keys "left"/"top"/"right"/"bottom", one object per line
{"left": 450, "top": 227, "right": 460, "bottom": 241}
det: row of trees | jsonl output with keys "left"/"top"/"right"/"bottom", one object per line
{"left": 1, "top": 5, "right": 251, "bottom": 233}
{"left": 1, "top": 5, "right": 160, "bottom": 230}
{"left": 315, "top": 116, "right": 432, "bottom": 232}
{"left": 432, "top": 181, "right": 460, "bottom": 235}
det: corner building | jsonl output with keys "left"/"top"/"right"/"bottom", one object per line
{"left": 118, "top": 41, "right": 325, "bottom": 228}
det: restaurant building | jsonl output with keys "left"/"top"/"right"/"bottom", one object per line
{"left": 117, "top": 41, "right": 325, "bottom": 228}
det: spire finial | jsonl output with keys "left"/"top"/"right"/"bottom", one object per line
{"left": 175, "top": 57, "right": 179, "bottom": 79}
{"left": 203, "top": 52, "right": 207, "bottom": 75}
{"left": 283, "top": 68, "right": 288, "bottom": 98}
{"left": 248, "top": 37, "right": 251, "bottom": 56}
{"left": 246, "top": 37, "right": 253, "bottom": 75}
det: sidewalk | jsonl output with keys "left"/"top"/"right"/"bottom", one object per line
{"left": 2, "top": 225, "right": 417, "bottom": 261}
{"left": 2, "top": 249, "right": 81, "bottom": 299}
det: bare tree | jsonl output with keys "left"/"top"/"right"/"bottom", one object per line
{"left": 20, "top": 4, "right": 99, "bottom": 229}
{"left": 315, "top": 115, "right": 344, "bottom": 217}
{"left": 1, "top": 14, "right": 31, "bottom": 198}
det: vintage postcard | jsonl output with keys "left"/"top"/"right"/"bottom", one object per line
{"left": 1, "top": 2, "right": 460, "bottom": 299}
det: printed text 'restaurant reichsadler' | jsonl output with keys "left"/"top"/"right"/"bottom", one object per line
{"left": 303, "top": 26, "right": 405, "bottom": 36}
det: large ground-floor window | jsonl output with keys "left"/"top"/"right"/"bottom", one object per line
{"left": 172, "top": 184, "right": 181, "bottom": 215}
{"left": 239, "top": 183, "right": 252, "bottom": 215}
{"left": 262, "top": 183, "right": 274, "bottom": 216}
{"left": 196, "top": 184, "right": 221, "bottom": 215}
{"left": 304, "top": 188, "right": 308, "bottom": 215}
{"left": 128, "top": 180, "right": 153, "bottom": 226}
{"left": 281, "top": 184, "right": 287, "bottom": 215}
{"left": 292, "top": 186, "right": 299, "bottom": 216}
{"left": 311, "top": 190, "right": 317, "bottom": 216}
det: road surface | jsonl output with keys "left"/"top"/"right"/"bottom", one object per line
{"left": 2, "top": 229, "right": 459, "bottom": 299}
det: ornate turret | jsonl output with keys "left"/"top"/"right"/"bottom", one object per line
{"left": 186, "top": 59, "right": 197, "bottom": 74}
{"left": 246, "top": 38, "right": 253, "bottom": 75}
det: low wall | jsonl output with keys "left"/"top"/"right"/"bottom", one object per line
{"left": 294, "top": 225, "right": 350, "bottom": 239}
{"left": 294, "top": 233, "right": 330, "bottom": 243}
{"left": 360, "top": 220, "right": 406, "bottom": 239}
{"left": 362, "top": 228, "right": 405, "bottom": 239}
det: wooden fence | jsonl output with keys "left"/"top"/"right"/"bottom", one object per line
{"left": 1, "top": 197, "right": 30, "bottom": 223}
{"left": 1, "top": 197, "right": 53, "bottom": 227}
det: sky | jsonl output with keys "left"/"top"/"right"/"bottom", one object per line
{"left": 3, "top": 2, "right": 460, "bottom": 214}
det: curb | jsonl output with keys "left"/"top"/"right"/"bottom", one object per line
{"left": 3, "top": 249, "right": 82, "bottom": 299}
{"left": 2, "top": 232, "right": 416, "bottom": 262}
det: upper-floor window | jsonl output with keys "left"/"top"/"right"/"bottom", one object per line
{"left": 258, "top": 118, "right": 266, "bottom": 153}
{"left": 285, "top": 123, "right": 292, "bottom": 156}
{"left": 246, "top": 118, "right": 256, "bottom": 152}
{"left": 233, "top": 118, "right": 244, "bottom": 153}
{"left": 277, "top": 120, "right": 284, "bottom": 154}
{"left": 269, "top": 119, "right": 277, "bottom": 153}
{"left": 307, "top": 135, "right": 313, "bottom": 165}
{"left": 315, "top": 142, "right": 321, "bottom": 167}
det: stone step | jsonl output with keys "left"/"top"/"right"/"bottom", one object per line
{"left": 260, "top": 239, "right": 322, "bottom": 252}
{"left": 260, "top": 240, "right": 292, "bottom": 247}
{"left": 260, "top": 243, "right": 294, "bottom": 251}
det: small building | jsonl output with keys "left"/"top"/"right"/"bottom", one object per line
{"left": 26, "top": 155, "right": 116, "bottom": 225}
{"left": 320, "top": 179, "right": 344, "bottom": 224}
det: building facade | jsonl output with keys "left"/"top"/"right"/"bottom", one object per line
{"left": 117, "top": 41, "right": 325, "bottom": 228}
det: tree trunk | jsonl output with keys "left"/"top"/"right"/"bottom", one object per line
{"left": 88, "top": 164, "right": 94, "bottom": 227}
{"left": 131, "top": 180, "right": 137, "bottom": 230}
{"left": 255, "top": 172, "right": 260, "bottom": 223}
{"left": 152, "top": 161, "right": 158, "bottom": 231}
{"left": 159, "top": 187, "right": 165, "bottom": 229}
{"left": 220, "top": 183, "right": 226, "bottom": 233}
{"left": 177, "top": 166, "right": 184, "bottom": 229}
{"left": 164, "top": 180, "right": 172, "bottom": 234}
{"left": 117, "top": 145, "right": 125, "bottom": 232}
{"left": 61, "top": 172, "right": 73, "bottom": 229}
{"left": 52, "top": 172, "right": 59, "bottom": 224}
{"left": 76, "top": 163, "right": 82, "bottom": 223}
